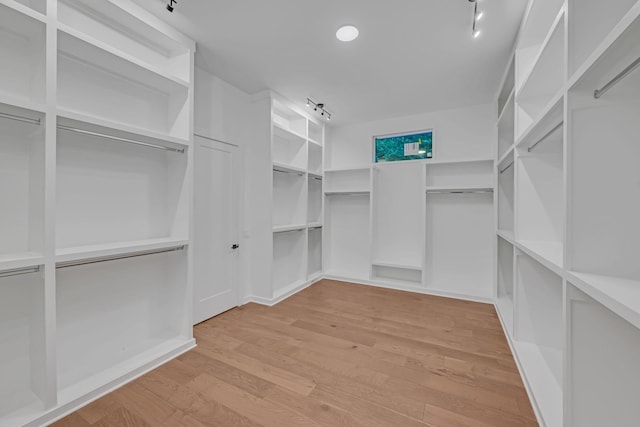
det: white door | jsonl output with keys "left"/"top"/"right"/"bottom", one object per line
{"left": 193, "top": 135, "right": 240, "bottom": 324}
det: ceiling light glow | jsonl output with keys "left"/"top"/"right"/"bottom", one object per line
{"left": 336, "top": 25, "right": 359, "bottom": 42}
{"left": 473, "top": 29, "right": 481, "bottom": 38}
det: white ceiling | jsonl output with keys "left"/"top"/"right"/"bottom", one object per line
{"left": 132, "top": 0, "right": 527, "bottom": 126}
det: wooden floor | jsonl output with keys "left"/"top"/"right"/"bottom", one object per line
{"left": 52, "top": 280, "right": 537, "bottom": 426}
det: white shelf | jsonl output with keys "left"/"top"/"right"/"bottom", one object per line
{"left": 55, "top": 238, "right": 188, "bottom": 264}
{"left": 308, "top": 171, "right": 323, "bottom": 179}
{"left": 515, "top": 92, "right": 563, "bottom": 149}
{"left": 0, "top": 253, "right": 44, "bottom": 272}
{"left": 272, "top": 224, "right": 306, "bottom": 233}
{"left": 497, "top": 229, "right": 515, "bottom": 244}
{"left": 497, "top": 145, "right": 514, "bottom": 168}
{"left": 512, "top": 341, "right": 563, "bottom": 427}
{"left": 324, "top": 166, "right": 371, "bottom": 173}
{"left": 272, "top": 99, "right": 306, "bottom": 138}
{"left": 567, "top": 271, "right": 640, "bottom": 331}
{"left": 307, "top": 222, "right": 323, "bottom": 229}
{"left": 308, "top": 138, "right": 322, "bottom": 148}
{"left": 57, "top": 109, "right": 190, "bottom": 149}
{"left": 57, "top": 24, "right": 189, "bottom": 88}
{"left": 371, "top": 260, "right": 422, "bottom": 271}
{"left": 272, "top": 162, "right": 306, "bottom": 175}
{"left": 516, "top": 240, "right": 563, "bottom": 275}
{"left": 0, "top": 94, "right": 46, "bottom": 115}
{"left": 57, "top": 0, "right": 192, "bottom": 82}
{"left": 273, "top": 122, "right": 306, "bottom": 143}
{"left": 424, "top": 157, "right": 494, "bottom": 166}
{"left": 1, "top": 0, "right": 46, "bottom": 21}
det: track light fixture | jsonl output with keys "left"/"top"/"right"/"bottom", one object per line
{"left": 469, "top": 0, "right": 482, "bottom": 39}
{"left": 306, "top": 98, "right": 332, "bottom": 121}
{"left": 166, "top": 0, "right": 177, "bottom": 12}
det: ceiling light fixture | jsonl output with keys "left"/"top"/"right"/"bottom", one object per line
{"left": 336, "top": 25, "right": 359, "bottom": 42}
{"left": 468, "top": 0, "right": 482, "bottom": 39}
{"left": 166, "top": 0, "right": 177, "bottom": 12}
{"left": 307, "top": 98, "right": 332, "bottom": 121}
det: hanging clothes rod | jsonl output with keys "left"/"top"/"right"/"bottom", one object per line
{"left": 528, "top": 122, "right": 563, "bottom": 152}
{"left": 594, "top": 56, "right": 640, "bottom": 99}
{"left": 500, "top": 161, "right": 514, "bottom": 174}
{"left": 427, "top": 189, "right": 493, "bottom": 195}
{"left": 0, "top": 266, "right": 40, "bottom": 278}
{"left": 312, "top": 176, "right": 323, "bottom": 181}
{"left": 0, "top": 111, "right": 41, "bottom": 126}
{"left": 325, "top": 191, "right": 369, "bottom": 196}
{"left": 57, "top": 125, "right": 185, "bottom": 153}
{"left": 273, "top": 167, "right": 304, "bottom": 176}
{"left": 56, "top": 246, "right": 185, "bottom": 269}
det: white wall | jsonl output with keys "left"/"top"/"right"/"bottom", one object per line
{"left": 327, "top": 103, "right": 495, "bottom": 168}
{"left": 194, "top": 67, "right": 249, "bottom": 146}
{"left": 193, "top": 67, "right": 252, "bottom": 301}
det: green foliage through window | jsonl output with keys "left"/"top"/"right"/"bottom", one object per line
{"left": 374, "top": 130, "right": 433, "bottom": 163}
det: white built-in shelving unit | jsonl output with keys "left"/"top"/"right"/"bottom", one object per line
{"left": 324, "top": 127, "right": 494, "bottom": 300}
{"left": 247, "top": 93, "right": 325, "bottom": 303}
{"left": 494, "top": 0, "right": 640, "bottom": 425}
{"left": 0, "top": 1, "right": 195, "bottom": 425}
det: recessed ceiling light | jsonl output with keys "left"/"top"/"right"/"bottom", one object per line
{"left": 336, "top": 25, "right": 359, "bottom": 42}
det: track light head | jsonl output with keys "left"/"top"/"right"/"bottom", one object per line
{"left": 306, "top": 98, "right": 332, "bottom": 122}
{"left": 166, "top": 0, "right": 176, "bottom": 12}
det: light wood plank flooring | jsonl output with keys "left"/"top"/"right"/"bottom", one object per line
{"left": 52, "top": 279, "right": 537, "bottom": 426}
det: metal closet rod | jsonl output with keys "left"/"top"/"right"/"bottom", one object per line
{"left": 528, "top": 122, "right": 563, "bottom": 152}
{"left": 427, "top": 190, "right": 493, "bottom": 195}
{"left": 500, "top": 161, "right": 514, "bottom": 174}
{"left": 312, "top": 176, "right": 323, "bottom": 181}
{"left": 57, "top": 125, "right": 185, "bottom": 154}
{"left": 0, "top": 111, "right": 41, "bottom": 126}
{"left": 56, "top": 246, "right": 185, "bottom": 269}
{"left": 273, "top": 168, "right": 304, "bottom": 176}
{"left": 594, "top": 56, "right": 640, "bottom": 99}
{"left": 0, "top": 266, "right": 40, "bottom": 278}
